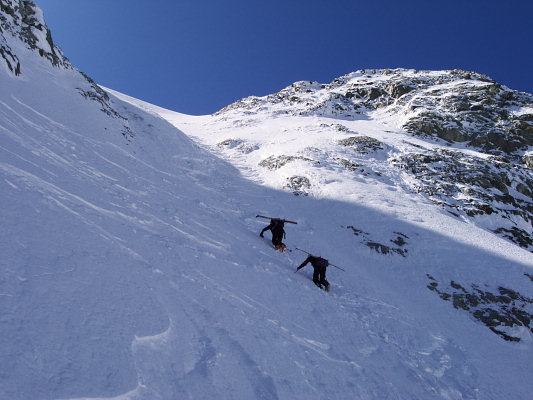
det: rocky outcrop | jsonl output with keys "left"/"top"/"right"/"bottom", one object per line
{"left": 0, "top": 1, "right": 132, "bottom": 136}
{"left": 285, "top": 176, "right": 311, "bottom": 196}
{"left": 259, "top": 155, "right": 319, "bottom": 170}
{"left": 0, "top": 0, "right": 70, "bottom": 71}
{"left": 338, "top": 136, "right": 384, "bottom": 153}
{"left": 346, "top": 226, "right": 409, "bottom": 257}
{"left": 427, "top": 275, "right": 533, "bottom": 342}
{"left": 0, "top": 39, "right": 19, "bottom": 74}
{"left": 400, "top": 81, "right": 532, "bottom": 156}
{"left": 389, "top": 148, "right": 532, "bottom": 250}
{"left": 77, "top": 71, "right": 125, "bottom": 120}
{"left": 338, "top": 158, "right": 361, "bottom": 172}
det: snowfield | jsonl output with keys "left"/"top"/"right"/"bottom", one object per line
{"left": 1, "top": 3, "right": 533, "bottom": 399}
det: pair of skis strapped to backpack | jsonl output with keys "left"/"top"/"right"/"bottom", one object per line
{"left": 256, "top": 215, "right": 298, "bottom": 224}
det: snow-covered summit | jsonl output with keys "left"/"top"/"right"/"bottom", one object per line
{"left": 218, "top": 68, "right": 533, "bottom": 155}
{"left": 205, "top": 68, "right": 533, "bottom": 251}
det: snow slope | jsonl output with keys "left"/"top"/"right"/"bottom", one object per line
{"left": 1, "top": 3, "right": 533, "bottom": 399}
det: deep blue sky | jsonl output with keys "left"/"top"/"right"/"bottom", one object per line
{"left": 36, "top": 0, "right": 532, "bottom": 115}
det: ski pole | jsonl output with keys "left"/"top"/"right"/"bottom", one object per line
{"left": 295, "top": 247, "right": 311, "bottom": 255}
{"left": 328, "top": 263, "right": 345, "bottom": 272}
{"left": 256, "top": 215, "right": 298, "bottom": 224}
{"left": 295, "top": 248, "right": 345, "bottom": 271}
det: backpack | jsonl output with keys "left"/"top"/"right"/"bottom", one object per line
{"left": 272, "top": 218, "right": 284, "bottom": 228}
{"left": 271, "top": 219, "right": 284, "bottom": 234}
{"left": 315, "top": 257, "right": 329, "bottom": 268}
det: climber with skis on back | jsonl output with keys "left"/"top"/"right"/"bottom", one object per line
{"left": 260, "top": 218, "right": 287, "bottom": 251}
{"left": 257, "top": 215, "right": 297, "bottom": 252}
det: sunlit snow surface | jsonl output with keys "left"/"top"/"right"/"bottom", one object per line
{"left": 1, "top": 43, "right": 532, "bottom": 400}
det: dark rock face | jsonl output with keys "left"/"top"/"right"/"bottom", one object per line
{"left": 0, "top": 0, "right": 70, "bottom": 71}
{"left": 493, "top": 227, "right": 533, "bottom": 249}
{"left": 389, "top": 148, "right": 532, "bottom": 250}
{"left": 19, "top": 1, "right": 64, "bottom": 66}
{"left": 427, "top": 275, "right": 533, "bottom": 342}
{"left": 1, "top": 1, "right": 22, "bottom": 74}
{"left": 346, "top": 226, "right": 409, "bottom": 257}
{"left": 0, "top": 40, "right": 19, "bottom": 74}
{"left": 401, "top": 86, "right": 532, "bottom": 155}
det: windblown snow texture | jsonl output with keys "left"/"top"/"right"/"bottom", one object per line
{"left": 1, "top": 2, "right": 532, "bottom": 399}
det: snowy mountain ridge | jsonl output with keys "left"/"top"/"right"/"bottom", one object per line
{"left": 1, "top": 2, "right": 533, "bottom": 399}
{"left": 208, "top": 68, "right": 533, "bottom": 251}
{"left": 218, "top": 68, "right": 533, "bottom": 156}
{"left": 0, "top": 0, "right": 130, "bottom": 133}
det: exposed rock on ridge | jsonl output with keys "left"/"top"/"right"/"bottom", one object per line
{"left": 0, "top": 1, "right": 134, "bottom": 138}
{"left": 216, "top": 68, "right": 532, "bottom": 158}
{"left": 0, "top": 0, "right": 69, "bottom": 71}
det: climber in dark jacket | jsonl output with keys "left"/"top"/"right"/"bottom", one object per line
{"left": 296, "top": 255, "right": 330, "bottom": 291}
{"left": 260, "top": 218, "right": 286, "bottom": 251}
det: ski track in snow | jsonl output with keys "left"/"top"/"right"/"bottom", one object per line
{"left": 1, "top": 46, "right": 533, "bottom": 399}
